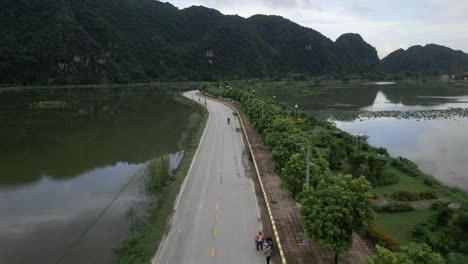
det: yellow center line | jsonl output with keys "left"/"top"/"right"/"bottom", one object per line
{"left": 211, "top": 120, "right": 225, "bottom": 258}
{"left": 219, "top": 125, "right": 224, "bottom": 184}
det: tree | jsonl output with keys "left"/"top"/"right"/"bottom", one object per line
{"left": 449, "top": 209, "right": 468, "bottom": 253}
{"left": 327, "top": 142, "right": 342, "bottom": 170}
{"left": 281, "top": 153, "right": 307, "bottom": 199}
{"left": 349, "top": 154, "right": 367, "bottom": 177}
{"left": 301, "top": 175, "right": 374, "bottom": 264}
{"left": 365, "top": 243, "right": 444, "bottom": 264}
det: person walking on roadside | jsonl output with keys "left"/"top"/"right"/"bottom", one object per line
{"left": 255, "top": 231, "right": 265, "bottom": 252}
{"left": 262, "top": 243, "right": 272, "bottom": 264}
{"left": 227, "top": 117, "right": 230, "bottom": 125}
{"left": 266, "top": 236, "right": 274, "bottom": 250}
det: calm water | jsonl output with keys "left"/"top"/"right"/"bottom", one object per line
{"left": 0, "top": 87, "right": 192, "bottom": 264}
{"left": 263, "top": 82, "right": 468, "bottom": 192}
{"left": 329, "top": 84, "right": 468, "bottom": 191}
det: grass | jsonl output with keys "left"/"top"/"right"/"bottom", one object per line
{"left": 374, "top": 167, "right": 434, "bottom": 197}
{"left": 375, "top": 209, "right": 437, "bottom": 244}
{"left": 114, "top": 94, "right": 207, "bottom": 264}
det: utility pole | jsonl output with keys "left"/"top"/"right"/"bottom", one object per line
{"left": 306, "top": 145, "right": 310, "bottom": 190}
{"left": 285, "top": 139, "right": 310, "bottom": 190}
{"left": 261, "top": 102, "right": 264, "bottom": 119}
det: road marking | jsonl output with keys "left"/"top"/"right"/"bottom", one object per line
{"left": 215, "top": 212, "right": 218, "bottom": 220}
{"left": 216, "top": 200, "right": 219, "bottom": 211}
{"left": 173, "top": 92, "right": 210, "bottom": 211}
{"left": 219, "top": 124, "right": 224, "bottom": 185}
{"left": 222, "top": 100, "right": 288, "bottom": 264}
{"left": 152, "top": 91, "right": 210, "bottom": 264}
{"left": 211, "top": 247, "right": 215, "bottom": 257}
{"left": 214, "top": 227, "right": 217, "bottom": 237}
{"left": 216, "top": 190, "right": 220, "bottom": 196}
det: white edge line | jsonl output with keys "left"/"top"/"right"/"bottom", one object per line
{"left": 174, "top": 91, "right": 210, "bottom": 210}
{"left": 219, "top": 98, "right": 287, "bottom": 264}
{"left": 152, "top": 91, "right": 210, "bottom": 263}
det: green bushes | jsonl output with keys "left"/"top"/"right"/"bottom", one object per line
{"left": 424, "top": 177, "right": 438, "bottom": 187}
{"left": 145, "top": 156, "right": 171, "bottom": 194}
{"left": 375, "top": 171, "right": 399, "bottom": 186}
{"left": 391, "top": 157, "right": 421, "bottom": 177}
{"left": 412, "top": 206, "right": 468, "bottom": 256}
{"left": 368, "top": 222, "right": 401, "bottom": 252}
{"left": 348, "top": 154, "right": 398, "bottom": 186}
{"left": 374, "top": 202, "right": 415, "bottom": 213}
{"left": 216, "top": 87, "right": 334, "bottom": 199}
{"left": 376, "top": 147, "right": 389, "bottom": 156}
{"left": 392, "top": 190, "right": 437, "bottom": 201}
{"left": 366, "top": 243, "right": 444, "bottom": 264}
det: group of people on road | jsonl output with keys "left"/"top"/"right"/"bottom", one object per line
{"left": 255, "top": 231, "right": 274, "bottom": 264}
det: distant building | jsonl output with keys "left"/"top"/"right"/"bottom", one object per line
{"left": 452, "top": 73, "right": 468, "bottom": 80}
{"left": 440, "top": 74, "right": 449, "bottom": 80}
{"left": 206, "top": 49, "right": 214, "bottom": 57}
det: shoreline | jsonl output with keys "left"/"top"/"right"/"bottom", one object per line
{"left": 202, "top": 84, "right": 468, "bottom": 262}
{"left": 114, "top": 93, "right": 208, "bottom": 264}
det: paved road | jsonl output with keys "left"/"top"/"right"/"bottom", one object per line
{"left": 152, "top": 91, "right": 266, "bottom": 264}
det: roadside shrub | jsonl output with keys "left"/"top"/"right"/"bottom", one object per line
{"left": 146, "top": 155, "right": 171, "bottom": 194}
{"left": 391, "top": 157, "right": 421, "bottom": 177}
{"left": 424, "top": 178, "right": 438, "bottom": 187}
{"left": 374, "top": 202, "right": 415, "bottom": 213}
{"left": 419, "top": 190, "right": 438, "bottom": 200}
{"left": 368, "top": 222, "right": 401, "bottom": 252}
{"left": 391, "top": 190, "right": 437, "bottom": 201}
{"left": 376, "top": 147, "right": 389, "bottom": 156}
{"left": 371, "top": 171, "right": 399, "bottom": 186}
{"left": 392, "top": 191, "right": 418, "bottom": 201}
{"left": 430, "top": 201, "right": 449, "bottom": 211}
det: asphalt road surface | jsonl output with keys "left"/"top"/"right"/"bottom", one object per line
{"left": 152, "top": 91, "right": 266, "bottom": 264}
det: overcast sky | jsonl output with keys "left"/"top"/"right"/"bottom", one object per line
{"left": 164, "top": 0, "right": 468, "bottom": 58}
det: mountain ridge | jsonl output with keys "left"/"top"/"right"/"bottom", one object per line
{"left": 382, "top": 44, "right": 468, "bottom": 74}
{"left": 1, "top": 0, "right": 467, "bottom": 85}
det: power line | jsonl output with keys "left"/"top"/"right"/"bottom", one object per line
{"left": 54, "top": 168, "right": 142, "bottom": 264}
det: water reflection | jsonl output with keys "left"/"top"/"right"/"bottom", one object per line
{"left": 0, "top": 162, "right": 145, "bottom": 264}
{"left": 363, "top": 90, "right": 468, "bottom": 111}
{"left": 0, "top": 87, "right": 193, "bottom": 264}
{"left": 331, "top": 86, "right": 468, "bottom": 192}
{"left": 335, "top": 118, "right": 468, "bottom": 191}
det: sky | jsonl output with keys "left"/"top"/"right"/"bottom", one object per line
{"left": 164, "top": 0, "right": 468, "bottom": 58}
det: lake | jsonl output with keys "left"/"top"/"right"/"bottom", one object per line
{"left": 261, "top": 81, "right": 468, "bottom": 192}
{"left": 0, "top": 86, "right": 193, "bottom": 264}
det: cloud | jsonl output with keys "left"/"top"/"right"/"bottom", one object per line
{"left": 165, "top": 0, "right": 468, "bottom": 58}
{"left": 431, "top": 0, "right": 468, "bottom": 17}
{"left": 349, "top": 3, "right": 373, "bottom": 15}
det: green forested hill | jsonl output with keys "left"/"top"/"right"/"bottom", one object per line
{"left": 382, "top": 44, "right": 468, "bottom": 74}
{"left": 0, "top": 0, "right": 380, "bottom": 85}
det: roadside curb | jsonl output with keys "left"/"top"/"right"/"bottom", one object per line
{"left": 218, "top": 98, "right": 288, "bottom": 264}
{"left": 152, "top": 91, "right": 210, "bottom": 263}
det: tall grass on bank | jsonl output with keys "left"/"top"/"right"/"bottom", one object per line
{"left": 114, "top": 95, "right": 207, "bottom": 264}
{"left": 145, "top": 156, "right": 171, "bottom": 194}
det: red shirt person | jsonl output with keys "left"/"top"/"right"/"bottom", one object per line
{"left": 255, "top": 231, "right": 265, "bottom": 251}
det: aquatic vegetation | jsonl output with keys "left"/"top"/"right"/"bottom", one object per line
{"left": 29, "top": 100, "right": 68, "bottom": 110}
{"left": 320, "top": 108, "right": 468, "bottom": 122}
